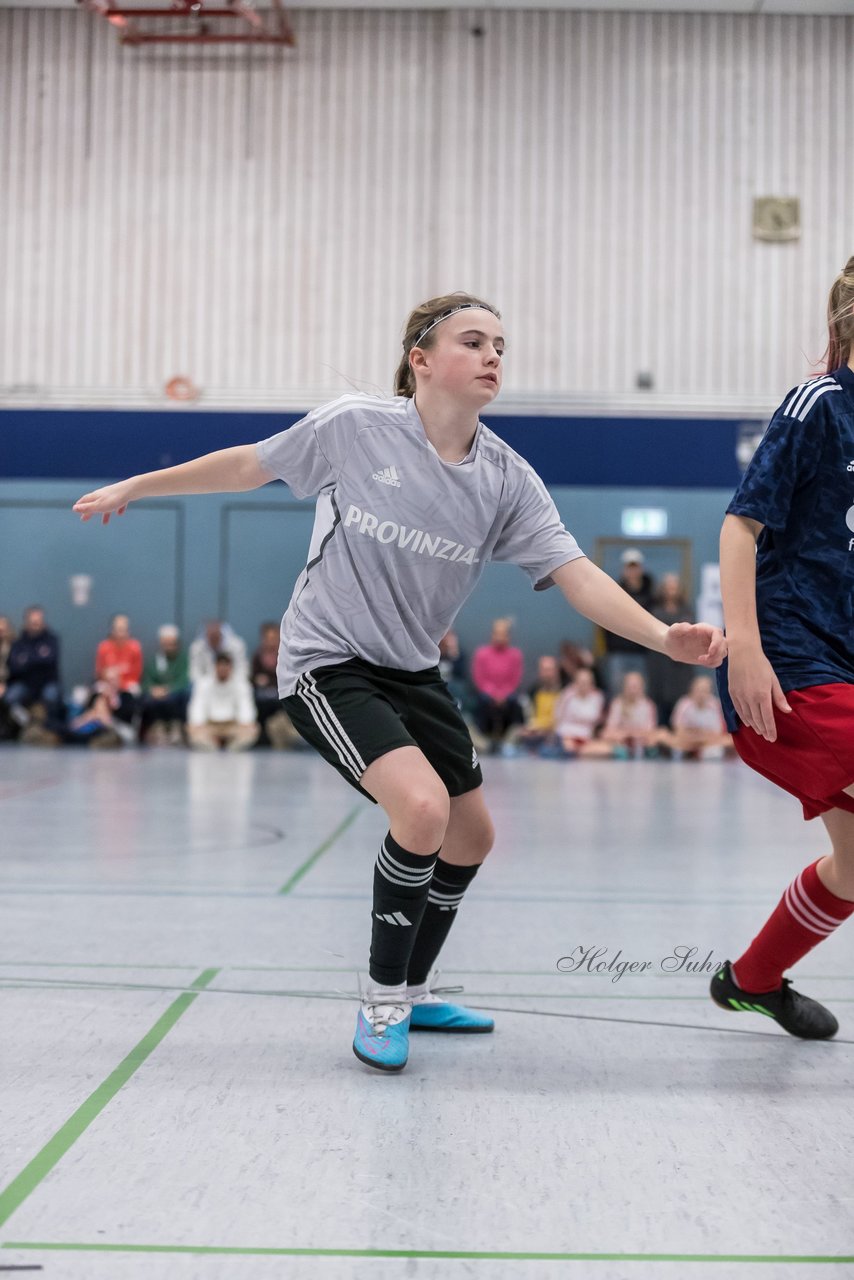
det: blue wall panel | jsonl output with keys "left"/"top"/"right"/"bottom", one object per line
{"left": 0, "top": 478, "right": 734, "bottom": 689}
{"left": 220, "top": 502, "right": 319, "bottom": 654}
{"left": 0, "top": 495, "right": 183, "bottom": 689}
{"left": 1, "top": 408, "right": 749, "bottom": 489}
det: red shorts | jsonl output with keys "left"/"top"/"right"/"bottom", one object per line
{"left": 734, "top": 683, "right": 854, "bottom": 821}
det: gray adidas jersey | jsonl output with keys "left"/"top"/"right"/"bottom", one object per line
{"left": 255, "top": 394, "right": 584, "bottom": 696}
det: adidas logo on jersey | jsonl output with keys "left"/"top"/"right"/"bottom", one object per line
{"left": 847, "top": 460, "right": 854, "bottom": 472}
{"left": 372, "top": 466, "right": 401, "bottom": 487}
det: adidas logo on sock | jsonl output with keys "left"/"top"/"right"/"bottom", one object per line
{"left": 374, "top": 911, "right": 412, "bottom": 926}
{"left": 372, "top": 465, "right": 401, "bottom": 487}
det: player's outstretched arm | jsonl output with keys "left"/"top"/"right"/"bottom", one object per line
{"left": 551, "top": 557, "right": 726, "bottom": 668}
{"left": 73, "top": 445, "right": 274, "bottom": 525}
{"left": 719, "top": 513, "right": 791, "bottom": 741}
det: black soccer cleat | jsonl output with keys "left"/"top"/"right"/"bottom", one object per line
{"left": 710, "top": 960, "right": 839, "bottom": 1040}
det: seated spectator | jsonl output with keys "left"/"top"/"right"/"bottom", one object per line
{"left": 5, "top": 606, "right": 64, "bottom": 729}
{"left": 65, "top": 676, "right": 128, "bottom": 749}
{"left": 646, "top": 572, "right": 695, "bottom": 725}
{"left": 657, "top": 675, "right": 732, "bottom": 760}
{"left": 0, "top": 615, "right": 16, "bottom": 741}
{"left": 438, "top": 630, "right": 471, "bottom": 711}
{"left": 140, "top": 625, "right": 190, "bottom": 745}
{"left": 251, "top": 620, "right": 280, "bottom": 719}
{"left": 94, "top": 613, "right": 143, "bottom": 726}
{"left": 472, "top": 618, "right": 524, "bottom": 753}
{"left": 251, "top": 622, "right": 300, "bottom": 749}
{"left": 187, "top": 652, "right": 259, "bottom": 752}
{"left": 557, "top": 639, "right": 595, "bottom": 688}
{"left": 553, "top": 667, "right": 606, "bottom": 755}
{"left": 594, "top": 670, "right": 658, "bottom": 758}
{"left": 516, "top": 655, "right": 563, "bottom": 751}
{"left": 189, "top": 620, "right": 248, "bottom": 684}
{"left": 601, "top": 550, "right": 655, "bottom": 697}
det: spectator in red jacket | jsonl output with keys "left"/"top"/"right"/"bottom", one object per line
{"left": 471, "top": 618, "right": 524, "bottom": 753}
{"left": 94, "top": 613, "right": 142, "bottom": 725}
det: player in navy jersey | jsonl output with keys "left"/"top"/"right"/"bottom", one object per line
{"left": 710, "top": 257, "right": 854, "bottom": 1039}
{"left": 75, "top": 292, "right": 725, "bottom": 1073}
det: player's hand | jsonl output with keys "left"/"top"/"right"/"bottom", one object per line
{"left": 73, "top": 481, "right": 134, "bottom": 525}
{"left": 727, "top": 645, "right": 791, "bottom": 742}
{"left": 663, "top": 622, "right": 727, "bottom": 670}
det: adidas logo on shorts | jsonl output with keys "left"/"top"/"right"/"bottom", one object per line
{"left": 472, "top": 746, "right": 479, "bottom": 768}
{"left": 372, "top": 465, "right": 401, "bottom": 487}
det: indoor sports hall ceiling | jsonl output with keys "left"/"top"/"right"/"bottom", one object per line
{"left": 1, "top": 0, "right": 852, "bottom": 10}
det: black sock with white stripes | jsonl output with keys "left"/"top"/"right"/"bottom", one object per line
{"left": 406, "top": 859, "right": 481, "bottom": 988}
{"left": 369, "top": 833, "right": 439, "bottom": 987}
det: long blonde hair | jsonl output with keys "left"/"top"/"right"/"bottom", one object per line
{"left": 824, "top": 256, "right": 854, "bottom": 372}
{"left": 393, "top": 292, "right": 500, "bottom": 398}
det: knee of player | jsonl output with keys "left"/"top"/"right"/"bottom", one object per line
{"left": 473, "top": 812, "right": 496, "bottom": 860}
{"left": 406, "top": 786, "right": 451, "bottom": 841}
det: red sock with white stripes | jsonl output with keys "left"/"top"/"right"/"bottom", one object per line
{"left": 732, "top": 859, "right": 854, "bottom": 993}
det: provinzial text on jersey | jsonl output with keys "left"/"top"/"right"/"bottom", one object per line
{"left": 343, "top": 504, "right": 481, "bottom": 565}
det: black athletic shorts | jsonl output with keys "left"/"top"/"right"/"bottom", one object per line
{"left": 281, "top": 658, "right": 483, "bottom": 802}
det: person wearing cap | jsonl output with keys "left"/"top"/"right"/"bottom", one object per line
{"left": 601, "top": 548, "right": 656, "bottom": 697}
{"left": 140, "top": 624, "right": 190, "bottom": 744}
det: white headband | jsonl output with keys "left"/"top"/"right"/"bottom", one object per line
{"left": 413, "top": 302, "right": 499, "bottom": 348}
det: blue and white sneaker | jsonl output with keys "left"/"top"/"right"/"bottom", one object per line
{"left": 407, "top": 979, "right": 494, "bottom": 1034}
{"left": 352, "top": 994, "right": 411, "bottom": 1072}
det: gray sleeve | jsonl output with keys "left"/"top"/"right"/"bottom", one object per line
{"left": 491, "top": 464, "right": 585, "bottom": 590}
{"left": 255, "top": 399, "right": 359, "bottom": 499}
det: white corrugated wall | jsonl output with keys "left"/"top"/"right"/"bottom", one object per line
{"left": 1, "top": 7, "right": 852, "bottom": 412}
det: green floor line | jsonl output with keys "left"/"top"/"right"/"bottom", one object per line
{"left": 3, "top": 1243, "right": 854, "bottom": 1264}
{"left": 276, "top": 805, "right": 362, "bottom": 895}
{"left": 0, "top": 968, "right": 219, "bottom": 1232}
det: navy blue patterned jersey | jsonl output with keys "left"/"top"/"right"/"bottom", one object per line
{"left": 718, "top": 364, "right": 854, "bottom": 731}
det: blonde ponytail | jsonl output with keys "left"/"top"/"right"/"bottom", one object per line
{"left": 824, "top": 255, "right": 854, "bottom": 373}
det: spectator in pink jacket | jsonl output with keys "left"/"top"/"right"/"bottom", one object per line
{"left": 471, "top": 618, "right": 524, "bottom": 753}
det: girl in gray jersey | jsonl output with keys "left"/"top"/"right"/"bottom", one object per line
{"left": 74, "top": 292, "right": 725, "bottom": 1073}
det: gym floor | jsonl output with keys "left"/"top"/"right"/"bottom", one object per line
{"left": 1, "top": 748, "right": 852, "bottom": 1278}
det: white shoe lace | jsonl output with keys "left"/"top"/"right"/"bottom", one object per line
{"left": 363, "top": 1000, "right": 409, "bottom": 1033}
{"left": 407, "top": 969, "right": 465, "bottom": 1006}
